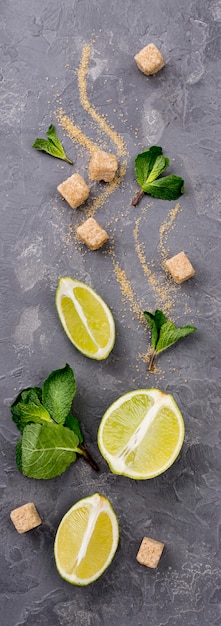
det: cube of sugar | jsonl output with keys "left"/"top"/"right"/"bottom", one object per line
{"left": 136, "top": 536, "right": 164, "bottom": 569}
{"left": 57, "top": 173, "right": 89, "bottom": 209}
{"left": 134, "top": 43, "right": 165, "bottom": 76}
{"left": 165, "top": 251, "right": 195, "bottom": 284}
{"left": 76, "top": 217, "right": 109, "bottom": 250}
{"left": 89, "top": 150, "right": 118, "bottom": 182}
{"left": 10, "top": 503, "right": 42, "bottom": 534}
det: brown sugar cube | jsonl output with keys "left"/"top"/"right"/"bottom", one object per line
{"left": 10, "top": 503, "right": 42, "bottom": 534}
{"left": 89, "top": 149, "right": 118, "bottom": 182}
{"left": 136, "top": 536, "right": 164, "bottom": 569}
{"left": 134, "top": 43, "right": 165, "bottom": 76}
{"left": 57, "top": 173, "right": 89, "bottom": 209}
{"left": 165, "top": 251, "right": 195, "bottom": 284}
{"left": 76, "top": 217, "right": 109, "bottom": 250}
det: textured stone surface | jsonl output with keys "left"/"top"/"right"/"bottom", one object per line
{"left": 1, "top": 1, "right": 221, "bottom": 624}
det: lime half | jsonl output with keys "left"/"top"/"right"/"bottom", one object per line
{"left": 98, "top": 388, "right": 184, "bottom": 479}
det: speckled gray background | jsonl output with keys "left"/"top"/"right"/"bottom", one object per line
{"left": 1, "top": 1, "right": 221, "bottom": 625}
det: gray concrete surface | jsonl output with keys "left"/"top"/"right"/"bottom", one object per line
{"left": 1, "top": 1, "right": 221, "bottom": 624}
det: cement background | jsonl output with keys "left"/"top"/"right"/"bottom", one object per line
{"left": 1, "top": 1, "right": 221, "bottom": 625}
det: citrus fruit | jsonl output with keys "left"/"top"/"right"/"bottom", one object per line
{"left": 54, "top": 493, "right": 119, "bottom": 585}
{"left": 98, "top": 388, "right": 184, "bottom": 479}
{"left": 56, "top": 277, "right": 115, "bottom": 359}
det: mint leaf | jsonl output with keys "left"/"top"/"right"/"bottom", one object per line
{"left": 21, "top": 388, "right": 42, "bottom": 403}
{"left": 135, "top": 146, "right": 163, "bottom": 187}
{"left": 32, "top": 124, "right": 73, "bottom": 164}
{"left": 16, "top": 439, "right": 23, "bottom": 473}
{"left": 144, "top": 309, "right": 197, "bottom": 371}
{"left": 12, "top": 402, "right": 52, "bottom": 432}
{"left": 65, "top": 413, "right": 84, "bottom": 444}
{"left": 47, "top": 124, "right": 73, "bottom": 164}
{"left": 11, "top": 388, "right": 52, "bottom": 433}
{"left": 143, "top": 174, "right": 184, "bottom": 200}
{"left": 156, "top": 321, "right": 197, "bottom": 353}
{"left": 144, "top": 310, "right": 167, "bottom": 349}
{"left": 32, "top": 138, "right": 68, "bottom": 160}
{"left": 132, "top": 146, "right": 184, "bottom": 205}
{"left": 21, "top": 423, "right": 80, "bottom": 479}
{"left": 46, "top": 124, "right": 65, "bottom": 149}
{"left": 42, "top": 364, "right": 76, "bottom": 424}
{"left": 147, "top": 155, "right": 170, "bottom": 184}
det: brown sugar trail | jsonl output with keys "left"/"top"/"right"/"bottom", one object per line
{"left": 78, "top": 44, "right": 127, "bottom": 157}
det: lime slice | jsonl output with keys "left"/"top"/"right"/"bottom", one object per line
{"left": 54, "top": 493, "right": 119, "bottom": 585}
{"left": 56, "top": 277, "right": 115, "bottom": 359}
{"left": 98, "top": 388, "right": 184, "bottom": 479}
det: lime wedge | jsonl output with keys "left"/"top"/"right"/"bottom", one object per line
{"left": 54, "top": 493, "right": 119, "bottom": 585}
{"left": 56, "top": 277, "right": 115, "bottom": 359}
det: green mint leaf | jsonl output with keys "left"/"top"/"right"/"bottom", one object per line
{"left": 21, "top": 423, "right": 80, "bottom": 479}
{"left": 65, "top": 413, "right": 84, "bottom": 444}
{"left": 46, "top": 124, "right": 65, "bottom": 151}
{"left": 143, "top": 174, "right": 184, "bottom": 200}
{"left": 147, "top": 155, "right": 170, "bottom": 184}
{"left": 11, "top": 388, "right": 52, "bottom": 433}
{"left": 135, "top": 146, "right": 163, "bottom": 187}
{"left": 32, "top": 124, "right": 73, "bottom": 164}
{"left": 32, "top": 138, "right": 64, "bottom": 158}
{"left": 144, "top": 310, "right": 167, "bottom": 349}
{"left": 156, "top": 321, "right": 197, "bottom": 353}
{"left": 42, "top": 364, "right": 76, "bottom": 424}
{"left": 21, "top": 388, "right": 42, "bottom": 403}
{"left": 32, "top": 138, "right": 72, "bottom": 162}
{"left": 11, "top": 402, "right": 52, "bottom": 433}
{"left": 16, "top": 439, "right": 23, "bottom": 473}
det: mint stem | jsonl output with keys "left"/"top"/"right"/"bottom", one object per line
{"left": 132, "top": 188, "right": 144, "bottom": 207}
{"left": 148, "top": 350, "right": 157, "bottom": 372}
{"left": 78, "top": 444, "right": 99, "bottom": 471}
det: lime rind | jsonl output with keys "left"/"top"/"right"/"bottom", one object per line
{"left": 56, "top": 277, "right": 115, "bottom": 360}
{"left": 98, "top": 389, "right": 185, "bottom": 480}
{"left": 54, "top": 493, "right": 119, "bottom": 585}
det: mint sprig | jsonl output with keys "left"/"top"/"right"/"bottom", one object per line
{"left": 144, "top": 309, "right": 197, "bottom": 371}
{"left": 11, "top": 364, "right": 98, "bottom": 478}
{"left": 132, "top": 146, "right": 184, "bottom": 205}
{"left": 32, "top": 124, "right": 73, "bottom": 164}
